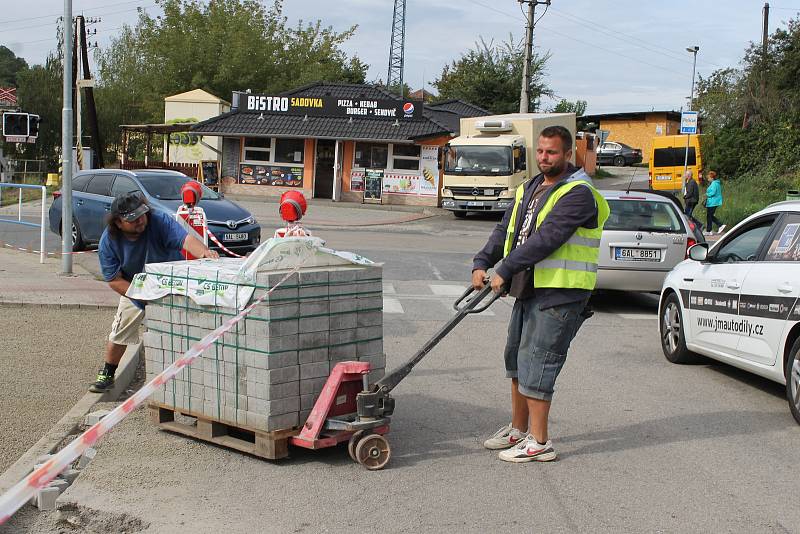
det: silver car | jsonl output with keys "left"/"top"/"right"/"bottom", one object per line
{"left": 596, "top": 190, "right": 703, "bottom": 292}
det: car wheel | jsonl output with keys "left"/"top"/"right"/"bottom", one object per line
{"left": 613, "top": 156, "right": 626, "bottom": 167}
{"left": 453, "top": 210, "right": 467, "bottom": 218}
{"left": 784, "top": 337, "right": 800, "bottom": 425}
{"left": 659, "top": 292, "right": 698, "bottom": 363}
{"left": 64, "top": 218, "right": 86, "bottom": 252}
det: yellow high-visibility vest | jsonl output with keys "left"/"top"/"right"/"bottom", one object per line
{"left": 503, "top": 177, "right": 609, "bottom": 290}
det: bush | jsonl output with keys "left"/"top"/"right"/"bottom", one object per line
{"left": 697, "top": 170, "right": 800, "bottom": 227}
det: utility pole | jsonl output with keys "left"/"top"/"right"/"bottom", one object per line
{"left": 518, "top": 0, "right": 550, "bottom": 113}
{"left": 61, "top": 1, "right": 74, "bottom": 274}
{"left": 762, "top": 2, "right": 769, "bottom": 56}
{"left": 683, "top": 46, "right": 699, "bottom": 179}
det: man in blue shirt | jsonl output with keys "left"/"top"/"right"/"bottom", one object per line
{"left": 90, "top": 191, "right": 219, "bottom": 392}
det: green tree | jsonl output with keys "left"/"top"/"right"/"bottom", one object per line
{"left": 94, "top": 0, "right": 367, "bottom": 162}
{"left": 14, "top": 54, "right": 62, "bottom": 167}
{"left": 551, "top": 98, "right": 587, "bottom": 116}
{"left": 0, "top": 46, "right": 28, "bottom": 86}
{"left": 433, "top": 36, "right": 550, "bottom": 114}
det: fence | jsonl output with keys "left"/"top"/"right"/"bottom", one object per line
{"left": 4, "top": 159, "right": 47, "bottom": 184}
{"left": 120, "top": 160, "right": 199, "bottom": 178}
{"left": 0, "top": 183, "right": 47, "bottom": 263}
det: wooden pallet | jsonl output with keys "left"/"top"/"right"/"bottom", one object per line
{"left": 148, "top": 402, "right": 299, "bottom": 460}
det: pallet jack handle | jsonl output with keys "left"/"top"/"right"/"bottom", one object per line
{"left": 373, "top": 281, "right": 501, "bottom": 395}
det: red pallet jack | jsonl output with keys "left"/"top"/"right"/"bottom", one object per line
{"left": 290, "top": 282, "right": 500, "bottom": 469}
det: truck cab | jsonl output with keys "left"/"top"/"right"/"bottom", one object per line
{"left": 441, "top": 113, "right": 576, "bottom": 217}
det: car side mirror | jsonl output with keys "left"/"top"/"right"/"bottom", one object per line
{"left": 688, "top": 242, "right": 709, "bottom": 262}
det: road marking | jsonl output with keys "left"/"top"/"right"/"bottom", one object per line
{"left": 383, "top": 297, "right": 404, "bottom": 314}
{"left": 616, "top": 313, "right": 656, "bottom": 320}
{"left": 428, "top": 261, "right": 444, "bottom": 281}
{"left": 429, "top": 284, "right": 466, "bottom": 297}
{"left": 382, "top": 283, "right": 396, "bottom": 295}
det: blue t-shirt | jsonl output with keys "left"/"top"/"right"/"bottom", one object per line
{"left": 99, "top": 210, "right": 188, "bottom": 282}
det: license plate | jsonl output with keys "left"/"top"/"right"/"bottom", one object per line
{"left": 467, "top": 201, "right": 484, "bottom": 207}
{"left": 614, "top": 247, "right": 661, "bottom": 261}
{"left": 223, "top": 232, "right": 248, "bottom": 241}
{"left": 655, "top": 175, "right": 672, "bottom": 181}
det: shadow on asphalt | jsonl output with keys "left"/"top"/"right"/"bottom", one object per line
{"left": 704, "top": 362, "right": 788, "bottom": 401}
{"left": 559, "top": 409, "right": 794, "bottom": 458}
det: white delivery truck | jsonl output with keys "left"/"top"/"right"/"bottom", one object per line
{"left": 441, "top": 113, "right": 576, "bottom": 217}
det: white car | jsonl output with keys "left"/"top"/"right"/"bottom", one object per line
{"left": 659, "top": 200, "right": 800, "bottom": 423}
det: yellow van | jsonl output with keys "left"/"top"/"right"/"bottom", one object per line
{"left": 649, "top": 134, "right": 702, "bottom": 192}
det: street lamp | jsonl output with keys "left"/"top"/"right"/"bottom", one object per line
{"left": 686, "top": 46, "right": 699, "bottom": 111}
{"left": 683, "top": 45, "right": 699, "bottom": 182}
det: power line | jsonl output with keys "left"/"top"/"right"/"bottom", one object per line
{"left": 1, "top": 3, "right": 155, "bottom": 33}
{"left": 462, "top": 0, "right": 693, "bottom": 80}
{"left": 15, "top": 26, "right": 125, "bottom": 47}
{"left": 0, "top": 0, "right": 145, "bottom": 26}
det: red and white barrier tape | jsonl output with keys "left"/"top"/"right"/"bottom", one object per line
{"left": 205, "top": 228, "right": 245, "bottom": 258}
{"left": 1, "top": 242, "right": 97, "bottom": 256}
{"left": 0, "top": 262, "right": 307, "bottom": 525}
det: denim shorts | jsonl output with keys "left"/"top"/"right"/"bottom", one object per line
{"left": 503, "top": 298, "right": 587, "bottom": 401}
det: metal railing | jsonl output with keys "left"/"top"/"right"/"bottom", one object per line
{"left": 0, "top": 183, "right": 47, "bottom": 263}
{"left": 5, "top": 159, "right": 47, "bottom": 184}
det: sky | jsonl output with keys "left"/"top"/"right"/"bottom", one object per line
{"left": 2, "top": 0, "right": 799, "bottom": 114}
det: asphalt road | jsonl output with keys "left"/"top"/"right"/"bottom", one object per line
{"left": 2, "top": 177, "right": 797, "bottom": 532}
{"left": 2, "top": 211, "right": 799, "bottom": 532}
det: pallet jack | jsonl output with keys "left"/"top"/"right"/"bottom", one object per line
{"left": 290, "top": 282, "right": 500, "bottom": 469}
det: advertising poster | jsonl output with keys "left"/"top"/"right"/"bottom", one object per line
{"left": 350, "top": 169, "right": 365, "bottom": 192}
{"left": 382, "top": 172, "right": 418, "bottom": 195}
{"left": 239, "top": 164, "right": 303, "bottom": 187}
{"left": 419, "top": 145, "right": 439, "bottom": 197}
{"left": 364, "top": 169, "right": 383, "bottom": 201}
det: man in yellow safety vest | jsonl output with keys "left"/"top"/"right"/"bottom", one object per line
{"left": 472, "top": 125, "right": 609, "bottom": 462}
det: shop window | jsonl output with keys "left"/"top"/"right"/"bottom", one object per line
{"left": 391, "top": 144, "right": 420, "bottom": 171}
{"left": 354, "top": 142, "right": 388, "bottom": 169}
{"left": 243, "top": 137, "right": 271, "bottom": 162}
{"left": 274, "top": 138, "right": 305, "bottom": 164}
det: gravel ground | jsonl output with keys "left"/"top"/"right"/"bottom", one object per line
{"left": 0, "top": 306, "right": 114, "bottom": 473}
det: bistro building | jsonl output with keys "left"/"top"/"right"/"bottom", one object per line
{"left": 191, "top": 82, "right": 489, "bottom": 206}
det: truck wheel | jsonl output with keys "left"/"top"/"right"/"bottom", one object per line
{"left": 453, "top": 210, "right": 467, "bottom": 218}
{"left": 784, "top": 337, "right": 800, "bottom": 425}
{"left": 613, "top": 156, "right": 626, "bottom": 167}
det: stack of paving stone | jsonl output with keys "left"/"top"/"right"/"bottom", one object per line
{"left": 143, "top": 264, "right": 384, "bottom": 432}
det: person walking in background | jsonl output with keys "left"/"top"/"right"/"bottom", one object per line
{"left": 682, "top": 170, "right": 699, "bottom": 219}
{"left": 704, "top": 171, "right": 726, "bottom": 234}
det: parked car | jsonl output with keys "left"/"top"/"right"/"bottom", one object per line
{"left": 596, "top": 190, "right": 704, "bottom": 292}
{"left": 629, "top": 188, "right": 705, "bottom": 243}
{"left": 658, "top": 200, "right": 800, "bottom": 423}
{"left": 597, "top": 142, "right": 643, "bottom": 167}
{"left": 49, "top": 169, "right": 261, "bottom": 254}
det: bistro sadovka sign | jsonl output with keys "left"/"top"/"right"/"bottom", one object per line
{"left": 242, "top": 94, "right": 423, "bottom": 120}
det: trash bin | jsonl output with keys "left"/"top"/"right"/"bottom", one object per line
{"left": 46, "top": 173, "right": 59, "bottom": 187}
{"left": 787, "top": 190, "right": 800, "bottom": 201}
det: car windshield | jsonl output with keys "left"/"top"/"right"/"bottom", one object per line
{"left": 137, "top": 174, "right": 220, "bottom": 200}
{"left": 444, "top": 146, "right": 512, "bottom": 175}
{"left": 605, "top": 199, "right": 684, "bottom": 233}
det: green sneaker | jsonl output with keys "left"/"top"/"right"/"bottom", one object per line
{"left": 89, "top": 371, "right": 115, "bottom": 393}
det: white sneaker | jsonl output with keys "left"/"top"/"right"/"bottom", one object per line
{"left": 718, "top": 224, "right": 727, "bottom": 233}
{"left": 483, "top": 424, "right": 527, "bottom": 450}
{"left": 498, "top": 435, "right": 557, "bottom": 462}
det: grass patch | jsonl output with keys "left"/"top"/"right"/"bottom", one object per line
{"left": 591, "top": 168, "right": 614, "bottom": 178}
{"left": 696, "top": 170, "right": 800, "bottom": 227}
{"left": 0, "top": 179, "right": 57, "bottom": 207}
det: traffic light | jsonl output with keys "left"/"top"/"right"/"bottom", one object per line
{"left": 2, "top": 112, "right": 29, "bottom": 137}
{"left": 28, "top": 114, "right": 40, "bottom": 139}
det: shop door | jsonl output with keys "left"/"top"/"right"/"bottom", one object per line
{"left": 314, "top": 139, "right": 335, "bottom": 199}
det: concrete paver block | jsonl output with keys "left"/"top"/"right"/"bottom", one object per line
{"left": 36, "top": 486, "right": 60, "bottom": 511}
{"left": 84, "top": 409, "right": 111, "bottom": 426}
{"left": 77, "top": 448, "right": 97, "bottom": 470}
{"left": 58, "top": 469, "right": 80, "bottom": 485}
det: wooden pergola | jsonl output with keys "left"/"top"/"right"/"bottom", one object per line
{"left": 119, "top": 122, "right": 198, "bottom": 166}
